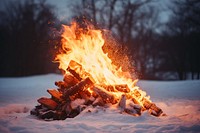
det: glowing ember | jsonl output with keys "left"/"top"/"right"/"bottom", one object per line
{"left": 55, "top": 22, "right": 150, "bottom": 107}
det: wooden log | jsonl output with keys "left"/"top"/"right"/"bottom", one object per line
{"left": 67, "top": 60, "right": 94, "bottom": 82}
{"left": 125, "top": 89, "right": 143, "bottom": 105}
{"left": 142, "top": 98, "right": 163, "bottom": 116}
{"left": 133, "top": 89, "right": 142, "bottom": 98}
{"left": 69, "top": 94, "right": 79, "bottom": 101}
{"left": 63, "top": 74, "right": 79, "bottom": 87}
{"left": 79, "top": 91, "right": 90, "bottom": 101}
{"left": 67, "top": 66, "right": 82, "bottom": 81}
{"left": 99, "top": 85, "right": 116, "bottom": 92}
{"left": 63, "top": 77, "right": 94, "bottom": 99}
{"left": 131, "top": 97, "right": 140, "bottom": 105}
{"left": 115, "top": 84, "right": 130, "bottom": 93}
{"left": 37, "top": 97, "right": 58, "bottom": 110}
{"left": 123, "top": 100, "right": 142, "bottom": 116}
{"left": 93, "top": 86, "right": 117, "bottom": 104}
{"left": 47, "top": 89, "right": 63, "bottom": 102}
{"left": 55, "top": 81, "right": 68, "bottom": 90}
{"left": 99, "top": 84, "right": 130, "bottom": 93}
{"left": 118, "top": 94, "right": 126, "bottom": 111}
{"left": 55, "top": 74, "right": 79, "bottom": 92}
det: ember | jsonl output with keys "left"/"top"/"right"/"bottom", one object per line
{"left": 31, "top": 22, "right": 163, "bottom": 120}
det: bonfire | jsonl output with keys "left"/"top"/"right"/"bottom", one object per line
{"left": 31, "top": 22, "right": 163, "bottom": 120}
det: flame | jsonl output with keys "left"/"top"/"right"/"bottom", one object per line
{"left": 55, "top": 22, "right": 150, "bottom": 106}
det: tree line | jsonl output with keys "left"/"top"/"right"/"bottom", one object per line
{"left": 0, "top": 0, "right": 199, "bottom": 80}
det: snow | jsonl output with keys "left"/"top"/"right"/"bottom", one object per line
{"left": 0, "top": 74, "right": 200, "bottom": 133}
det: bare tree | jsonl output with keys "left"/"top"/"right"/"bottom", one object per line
{"left": 164, "top": 0, "right": 200, "bottom": 80}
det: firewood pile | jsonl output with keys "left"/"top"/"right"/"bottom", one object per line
{"left": 31, "top": 61, "right": 163, "bottom": 120}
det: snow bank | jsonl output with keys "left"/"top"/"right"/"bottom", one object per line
{"left": 0, "top": 74, "right": 200, "bottom": 133}
{"left": 0, "top": 104, "right": 30, "bottom": 115}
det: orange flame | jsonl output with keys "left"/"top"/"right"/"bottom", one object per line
{"left": 55, "top": 22, "right": 150, "bottom": 106}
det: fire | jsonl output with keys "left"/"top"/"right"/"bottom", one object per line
{"left": 55, "top": 22, "right": 150, "bottom": 107}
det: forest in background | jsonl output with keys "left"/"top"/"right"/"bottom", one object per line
{"left": 0, "top": 0, "right": 199, "bottom": 80}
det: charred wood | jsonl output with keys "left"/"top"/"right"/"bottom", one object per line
{"left": 55, "top": 81, "right": 68, "bottom": 90}
{"left": 63, "top": 77, "right": 94, "bottom": 98}
{"left": 47, "top": 89, "right": 63, "bottom": 102}
{"left": 63, "top": 74, "right": 79, "bottom": 87}
{"left": 143, "top": 98, "right": 163, "bottom": 116}
{"left": 115, "top": 84, "right": 130, "bottom": 93}
{"left": 93, "top": 86, "right": 117, "bottom": 104}
{"left": 67, "top": 60, "right": 94, "bottom": 82}
{"left": 99, "top": 84, "right": 130, "bottom": 93}
{"left": 67, "top": 66, "right": 82, "bottom": 81}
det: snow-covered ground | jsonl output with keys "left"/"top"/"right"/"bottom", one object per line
{"left": 0, "top": 74, "right": 200, "bottom": 133}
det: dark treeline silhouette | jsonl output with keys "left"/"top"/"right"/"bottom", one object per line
{"left": 0, "top": 0, "right": 199, "bottom": 80}
{"left": 0, "top": 0, "right": 58, "bottom": 76}
{"left": 161, "top": 0, "right": 200, "bottom": 80}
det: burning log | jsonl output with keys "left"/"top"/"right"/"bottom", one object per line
{"left": 55, "top": 81, "right": 67, "bottom": 90}
{"left": 123, "top": 100, "right": 142, "bottom": 116}
{"left": 143, "top": 98, "right": 163, "bottom": 116}
{"left": 93, "top": 86, "right": 117, "bottom": 104}
{"left": 47, "top": 89, "right": 63, "bottom": 102}
{"left": 63, "top": 74, "right": 79, "bottom": 86}
{"left": 67, "top": 66, "right": 82, "bottom": 81}
{"left": 63, "top": 77, "right": 94, "bottom": 98}
{"left": 79, "top": 90, "right": 93, "bottom": 104}
{"left": 115, "top": 84, "right": 130, "bottom": 93}
{"left": 55, "top": 74, "right": 80, "bottom": 92}
{"left": 37, "top": 97, "right": 58, "bottom": 110}
{"left": 102, "top": 84, "right": 130, "bottom": 93}
{"left": 67, "top": 60, "right": 94, "bottom": 82}
{"left": 32, "top": 77, "right": 163, "bottom": 120}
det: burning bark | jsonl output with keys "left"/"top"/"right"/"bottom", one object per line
{"left": 99, "top": 84, "right": 130, "bottom": 93}
{"left": 93, "top": 86, "right": 117, "bottom": 104}
{"left": 63, "top": 77, "right": 93, "bottom": 98}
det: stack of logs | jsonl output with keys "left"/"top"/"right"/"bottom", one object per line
{"left": 31, "top": 61, "right": 163, "bottom": 120}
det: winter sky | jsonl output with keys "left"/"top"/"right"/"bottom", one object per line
{"left": 0, "top": 0, "right": 172, "bottom": 23}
